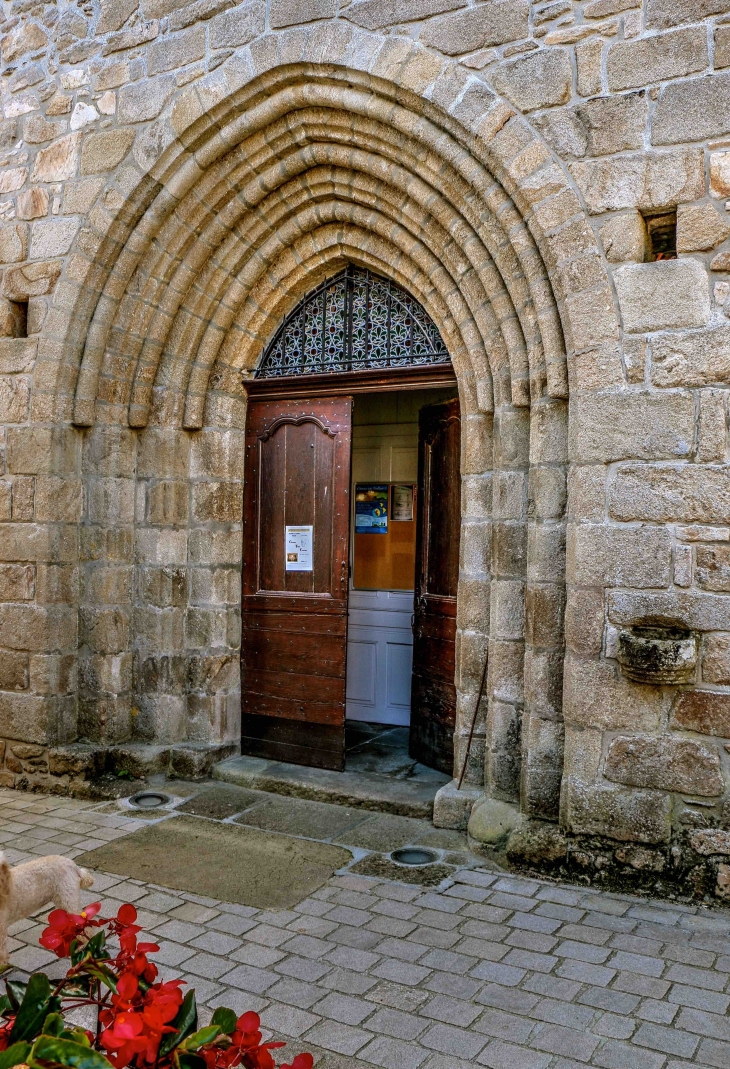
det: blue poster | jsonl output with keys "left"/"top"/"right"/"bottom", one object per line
{"left": 355, "top": 484, "right": 388, "bottom": 533}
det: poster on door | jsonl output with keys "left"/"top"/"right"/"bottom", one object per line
{"left": 285, "top": 525, "right": 313, "bottom": 570}
{"left": 355, "top": 484, "right": 388, "bottom": 533}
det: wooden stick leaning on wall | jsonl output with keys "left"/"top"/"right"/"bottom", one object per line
{"left": 457, "top": 646, "right": 488, "bottom": 791}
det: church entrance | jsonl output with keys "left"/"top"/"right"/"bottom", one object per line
{"left": 240, "top": 266, "right": 461, "bottom": 776}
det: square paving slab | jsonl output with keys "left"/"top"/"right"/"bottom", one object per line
{"left": 75, "top": 815, "right": 352, "bottom": 909}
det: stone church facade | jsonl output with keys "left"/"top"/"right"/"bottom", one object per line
{"left": 2, "top": 0, "right": 730, "bottom": 895}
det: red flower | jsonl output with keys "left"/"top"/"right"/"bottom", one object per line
{"left": 281, "top": 1057, "right": 314, "bottom": 1069}
{"left": 39, "top": 902, "right": 102, "bottom": 957}
{"left": 100, "top": 977, "right": 184, "bottom": 1068}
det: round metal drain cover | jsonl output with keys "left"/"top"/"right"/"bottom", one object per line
{"left": 391, "top": 847, "right": 438, "bottom": 866}
{"left": 129, "top": 791, "right": 170, "bottom": 809}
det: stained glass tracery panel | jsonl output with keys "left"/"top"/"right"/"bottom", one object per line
{"left": 256, "top": 265, "right": 450, "bottom": 378}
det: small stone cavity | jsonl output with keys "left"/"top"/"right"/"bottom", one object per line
{"left": 129, "top": 791, "right": 170, "bottom": 809}
{"left": 391, "top": 847, "right": 438, "bottom": 866}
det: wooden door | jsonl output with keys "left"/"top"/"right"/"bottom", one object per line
{"left": 410, "top": 398, "right": 461, "bottom": 773}
{"left": 241, "top": 398, "right": 352, "bottom": 771}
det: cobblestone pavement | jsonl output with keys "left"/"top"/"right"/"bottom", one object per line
{"left": 2, "top": 786, "right": 730, "bottom": 1069}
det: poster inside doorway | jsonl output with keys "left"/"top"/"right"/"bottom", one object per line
{"left": 285, "top": 525, "right": 313, "bottom": 570}
{"left": 355, "top": 484, "right": 388, "bottom": 533}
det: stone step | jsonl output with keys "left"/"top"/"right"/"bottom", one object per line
{"left": 212, "top": 753, "right": 449, "bottom": 818}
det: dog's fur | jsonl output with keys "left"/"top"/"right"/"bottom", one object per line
{"left": 0, "top": 852, "right": 94, "bottom": 967}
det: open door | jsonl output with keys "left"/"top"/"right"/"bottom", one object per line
{"left": 241, "top": 398, "right": 352, "bottom": 771}
{"left": 410, "top": 398, "right": 461, "bottom": 774}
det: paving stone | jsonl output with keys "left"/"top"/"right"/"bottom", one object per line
{"left": 302, "top": 1020, "right": 373, "bottom": 1056}
{"left": 258, "top": 1003, "right": 320, "bottom": 1038}
{"left": 637, "top": 997, "right": 678, "bottom": 1023}
{"left": 421, "top": 1022, "right": 487, "bottom": 1059}
{"left": 358, "top": 1035, "right": 429, "bottom": 1069}
{"left": 421, "top": 995, "right": 481, "bottom": 1027}
{"left": 529, "top": 1022, "right": 600, "bottom": 1062}
{"left": 473, "top": 1008, "right": 535, "bottom": 1044}
{"left": 633, "top": 1022, "right": 699, "bottom": 1058}
{"left": 477, "top": 1041, "right": 551, "bottom": 1069}
{"left": 591, "top": 1041, "right": 665, "bottom": 1069}
{"left": 313, "top": 993, "right": 375, "bottom": 1026}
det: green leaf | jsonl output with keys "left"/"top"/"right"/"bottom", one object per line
{"left": 30, "top": 1036, "right": 113, "bottom": 1069}
{"left": 175, "top": 1053, "right": 206, "bottom": 1069}
{"left": 0, "top": 995, "right": 12, "bottom": 1019}
{"left": 180, "top": 1026, "right": 220, "bottom": 1052}
{"left": 210, "top": 1008, "right": 236, "bottom": 1036}
{"left": 6, "top": 982, "right": 27, "bottom": 1013}
{"left": 10, "top": 973, "right": 52, "bottom": 1043}
{"left": 158, "top": 991, "right": 197, "bottom": 1057}
{"left": 41, "top": 1015, "right": 65, "bottom": 1038}
{"left": 83, "top": 967, "right": 117, "bottom": 995}
{"left": 0, "top": 1041, "right": 31, "bottom": 1069}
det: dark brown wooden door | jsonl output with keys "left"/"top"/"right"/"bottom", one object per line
{"left": 241, "top": 398, "right": 352, "bottom": 770}
{"left": 410, "top": 398, "right": 461, "bottom": 774}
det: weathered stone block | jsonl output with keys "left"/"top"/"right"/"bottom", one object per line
{"left": 564, "top": 656, "right": 668, "bottom": 732}
{"left": 607, "top": 28, "right": 708, "bottom": 91}
{"left": 605, "top": 734, "right": 724, "bottom": 796}
{"left": 600, "top": 211, "right": 648, "bottom": 263}
{"left": 192, "top": 482, "right": 243, "bottom": 523}
{"left": 716, "top": 24, "right": 730, "bottom": 70}
{"left": 210, "top": 2, "right": 266, "bottom": 47}
{"left": 30, "top": 134, "right": 82, "bottom": 184}
{"left": 570, "top": 392, "right": 694, "bottom": 463}
{"left": 148, "top": 26, "right": 206, "bottom": 75}
{"left": 0, "top": 225, "right": 28, "bottom": 265}
{"left": 614, "top": 260, "right": 711, "bottom": 333}
{"left": 564, "top": 779, "right": 671, "bottom": 843}
{"left": 29, "top": 218, "right": 80, "bottom": 260}
{"left": 420, "top": 2, "right": 527, "bottom": 55}
{"left": 346, "top": 0, "right": 464, "bottom": 31}
{"left": 647, "top": 0, "right": 730, "bottom": 30}
{"left": 79, "top": 608, "right": 130, "bottom": 655}
{"left": 0, "top": 564, "right": 34, "bottom": 602}
{"left": 1, "top": 21, "right": 48, "bottom": 64}
{"left": 493, "top": 49, "right": 572, "bottom": 112}
{"left": 677, "top": 203, "right": 730, "bottom": 253}
{"left": 568, "top": 524, "right": 671, "bottom": 588}
{"left": 118, "top": 76, "right": 175, "bottom": 125}
{"left": 0, "top": 652, "right": 29, "bottom": 691}
{"left": 80, "top": 129, "right": 136, "bottom": 174}
{"left": 0, "top": 377, "right": 30, "bottom": 424}
{"left": 696, "top": 545, "right": 730, "bottom": 591}
{"left": 610, "top": 464, "right": 730, "bottom": 524}
{"left": 701, "top": 633, "right": 730, "bottom": 684}
{"left": 673, "top": 690, "right": 730, "bottom": 736}
{"left": 651, "top": 326, "right": 730, "bottom": 388}
{"left": 270, "top": 0, "right": 337, "bottom": 28}
{"left": 653, "top": 72, "right": 730, "bottom": 145}
{"left": 570, "top": 150, "right": 704, "bottom": 214}
{"left": 147, "top": 481, "right": 189, "bottom": 525}
{"left": 7, "top": 427, "right": 78, "bottom": 475}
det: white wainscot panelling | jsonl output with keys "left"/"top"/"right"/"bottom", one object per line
{"left": 346, "top": 589, "right": 413, "bottom": 725}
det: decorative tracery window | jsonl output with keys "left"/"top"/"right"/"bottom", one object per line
{"left": 256, "top": 265, "right": 450, "bottom": 378}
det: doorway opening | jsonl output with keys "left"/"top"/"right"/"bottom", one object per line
{"left": 346, "top": 388, "right": 459, "bottom": 777}
{"left": 240, "top": 265, "right": 462, "bottom": 787}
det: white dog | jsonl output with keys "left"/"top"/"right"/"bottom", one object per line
{"left": 0, "top": 852, "right": 94, "bottom": 968}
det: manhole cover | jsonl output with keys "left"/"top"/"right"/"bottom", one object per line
{"left": 391, "top": 847, "right": 438, "bottom": 866}
{"left": 129, "top": 791, "right": 170, "bottom": 810}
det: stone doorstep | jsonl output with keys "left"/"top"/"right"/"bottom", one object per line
{"left": 212, "top": 754, "right": 448, "bottom": 818}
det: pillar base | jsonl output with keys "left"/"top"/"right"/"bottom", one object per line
{"left": 432, "top": 780, "right": 484, "bottom": 829}
{"left": 467, "top": 796, "right": 522, "bottom": 848}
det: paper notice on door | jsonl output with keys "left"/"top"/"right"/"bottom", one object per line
{"left": 285, "top": 525, "right": 313, "bottom": 571}
{"left": 391, "top": 484, "right": 414, "bottom": 522}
